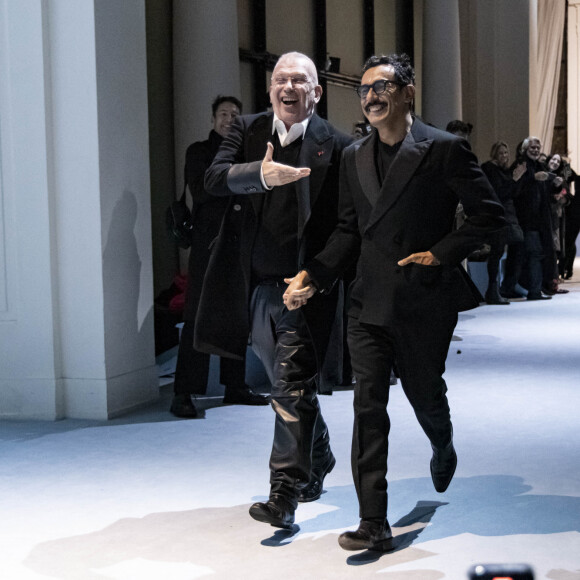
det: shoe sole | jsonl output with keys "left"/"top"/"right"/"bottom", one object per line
{"left": 248, "top": 506, "right": 294, "bottom": 529}
{"left": 297, "top": 455, "right": 337, "bottom": 503}
{"left": 338, "top": 535, "right": 394, "bottom": 552}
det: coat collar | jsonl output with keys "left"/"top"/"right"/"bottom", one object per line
{"left": 360, "top": 117, "right": 434, "bottom": 234}
{"left": 246, "top": 113, "right": 335, "bottom": 241}
{"left": 296, "top": 114, "right": 334, "bottom": 239}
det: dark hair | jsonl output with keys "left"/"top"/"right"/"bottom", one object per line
{"left": 362, "top": 53, "right": 415, "bottom": 85}
{"left": 489, "top": 141, "right": 509, "bottom": 161}
{"left": 446, "top": 120, "right": 473, "bottom": 136}
{"left": 212, "top": 95, "right": 242, "bottom": 117}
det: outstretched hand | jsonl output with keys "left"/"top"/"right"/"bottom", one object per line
{"left": 397, "top": 251, "right": 441, "bottom": 267}
{"left": 262, "top": 142, "right": 311, "bottom": 187}
{"left": 283, "top": 271, "right": 316, "bottom": 310}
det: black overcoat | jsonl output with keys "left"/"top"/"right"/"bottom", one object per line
{"left": 181, "top": 130, "right": 232, "bottom": 322}
{"left": 195, "top": 112, "right": 353, "bottom": 374}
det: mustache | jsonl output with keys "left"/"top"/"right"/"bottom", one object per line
{"left": 364, "top": 99, "right": 386, "bottom": 113}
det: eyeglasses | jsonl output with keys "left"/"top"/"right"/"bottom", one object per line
{"left": 355, "top": 79, "right": 404, "bottom": 99}
{"left": 272, "top": 75, "right": 310, "bottom": 87}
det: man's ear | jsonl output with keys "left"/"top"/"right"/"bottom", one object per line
{"left": 313, "top": 84, "right": 323, "bottom": 103}
{"left": 404, "top": 85, "right": 416, "bottom": 104}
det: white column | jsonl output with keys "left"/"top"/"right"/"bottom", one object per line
{"left": 0, "top": 0, "right": 158, "bottom": 420}
{"left": 569, "top": 0, "right": 580, "bottom": 173}
{"left": 421, "top": 0, "right": 462, "bottom": 129}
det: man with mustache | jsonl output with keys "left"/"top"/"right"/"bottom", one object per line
{"left": 284, "top": 54, "right": 504, "bottom": 551}
{"left": 197, "top": 52, "right": 352, "bottom": 529}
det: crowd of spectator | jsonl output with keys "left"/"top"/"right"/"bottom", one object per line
{"left": 463, "top": 131, "right": 578, "bottom": 303}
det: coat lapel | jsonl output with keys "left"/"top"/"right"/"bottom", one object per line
{"left": 363, "top": 121, "right": 433, "bottom": 234}
{"left": 246, "top": 114, "right": 274, "bottom": 218}
{"left": 355, "top": 132, "right": 381, "bottom": 206}
{"left": 296, "top": 114, "right": 334, "bottom": 239}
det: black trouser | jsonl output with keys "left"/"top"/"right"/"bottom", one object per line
{"left": 250, "top": 282, "right": 331, "bottom": 507}
{"left": 563, "top": 218, "right": 580, "bottom": 276}
{"left": 501, "top": 231, "right": 544, "bottom": 296}
{"left": 173, "top": 320, "right": 246, "bottom": 395}
{"left": 347, "top": 313, "right": 457, "bottom": 520}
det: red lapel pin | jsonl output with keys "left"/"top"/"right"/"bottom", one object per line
{"left": 317, "top": 150, "right": 324, "bottom": 156}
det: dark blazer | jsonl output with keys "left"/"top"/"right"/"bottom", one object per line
{"left": 195, "top": 112, "right": 353, "bottom": 367}
{"left": 182, "top": 130, "right": 230, "bottom": 321}
{"left": 306, "top": 117, "right": 505, "bottom": 326}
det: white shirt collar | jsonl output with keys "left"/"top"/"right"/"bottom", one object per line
{"left": 272, "top": 114, "right": 311, "bottom": 147}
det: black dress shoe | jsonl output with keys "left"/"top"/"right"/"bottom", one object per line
{"left": 170, "top": 394, "right": 198, "bottom": 419}
{"left": 527, "top": 293, "right": 552, "bottom": 301}
{"left": 249, "top": 496, "right": 295, "bottom": 529}
{"left": 298, "top": 452, "right": 336, "bottom": 503}
{"left": 222, "top": 385, "right": 270, "bottom": 406}
{"left": 431, "top": 441, "right": 457, "bottom": 492}
{"left": 338, "top": 519, "right": 394, "bottom": 551}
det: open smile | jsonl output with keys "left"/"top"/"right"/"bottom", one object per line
{"left": 365, "top": 101, "right": 387, "bottom": 115}
{"left": 281, "top": 96, "right": 299, "bottom": 106}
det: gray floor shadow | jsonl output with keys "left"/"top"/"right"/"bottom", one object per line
{"left": 346, "top": 500, "right": 447, "bottom": 565}
{"left": 24, "top": 475, "right": 580, "bottom": 578}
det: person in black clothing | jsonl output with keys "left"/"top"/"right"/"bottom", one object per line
{"left": 481, "top": 141, "right": 526, "bottom": 304}
{"left": 500, "top": 136, "right": 553, "bottom": 301}
{"left": 543, "top": 154, "right": 568, "bottom": 294}
{"left": 197, "top": 53, "right": 353, "bottom": 529}
{"left": 170, "top": 95, "right": 269, "bottom": 419}
{"left": 284, "top": 54, "right": 504, "bottom": 551}
{"left": 562, "top": 169, "right": 580, "bottom": 279}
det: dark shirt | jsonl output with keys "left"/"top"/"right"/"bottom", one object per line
{"left": 376, "top": 139, "right": 403, "bottom": 184}
{"left": 251, "top": 136, "right": 302, "bottom": 282}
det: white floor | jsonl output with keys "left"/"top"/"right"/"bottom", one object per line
{"left": 1, "top": 273, "right": 580, "bottom": 580}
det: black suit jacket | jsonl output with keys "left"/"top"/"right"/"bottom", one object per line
{"left": 307, "top": 117, "right": 505, "bottom": 326}
{"left": 195, "top": 112, "right": 352, "bottom": 368}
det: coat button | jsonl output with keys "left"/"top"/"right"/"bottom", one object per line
{"left": 233, "top": 204, "right": 242, "bottom": 211}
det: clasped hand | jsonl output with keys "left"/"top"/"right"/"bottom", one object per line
{"left": 262, "top": 142, "right": 311, "bottom": 187}
{"left": 283, "top": 271, "right": 316, "bottom": 311}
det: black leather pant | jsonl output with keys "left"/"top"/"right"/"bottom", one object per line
{"left": 347, "top": 313, "right": 456, "bottom": 520}
{"left": 250, "top": 282, "right": 331, "bottom": 507}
